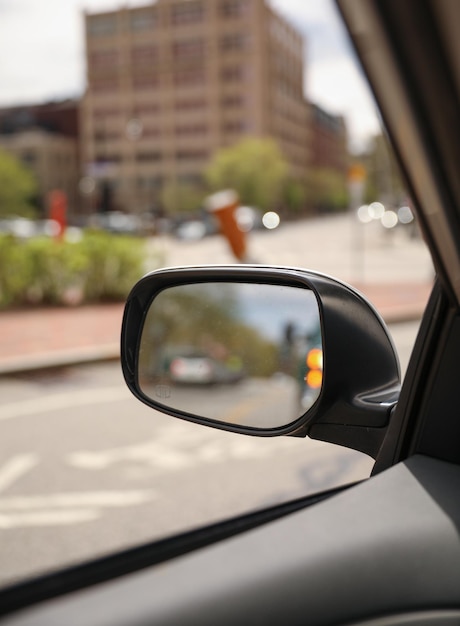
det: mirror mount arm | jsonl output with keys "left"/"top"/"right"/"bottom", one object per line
{"left": 293, "top": 390, "right": 399, "bottom": 457}
{"left": 308, "top": 423, "right": 388, "bottom": 458}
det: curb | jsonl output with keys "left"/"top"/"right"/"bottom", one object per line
{"left": 0, "top": 344, "right": 120, "bottom": 376}
{"left": 0, "top": 309, "right": 423, "bottom": 376}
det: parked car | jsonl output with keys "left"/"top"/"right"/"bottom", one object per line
{"left": 156, "top": 346, "right": 245, "bottom": 386}
{"left": 1, "top": 1, "right": 460, "bottom": 625}
{"left": 88, "top": 211, "right": 144, "bottom": 235}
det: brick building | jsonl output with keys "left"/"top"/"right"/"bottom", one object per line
{"left": 0, "top": 100, "right": 80, "bottom": 217}
{"left": 81, "top": 0, "right": 310, "bottom": 214}
{"left": 310, "top": 103, "right": 348, "bottom": 174}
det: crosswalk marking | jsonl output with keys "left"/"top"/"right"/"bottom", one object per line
{"left": 0, "top": 454, "right": 38, "bottom": 493}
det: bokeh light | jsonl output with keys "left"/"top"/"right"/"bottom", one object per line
{"left": 381, "top": 210, "right": 398, "bottom": 229}
{"left": 262, "top": 211, "right": 280, "bottom": 230}
{"left": 357, "top": 205, "right": 372, "bottom": 223}
{"left": 368, "top": 201, "right": 385, "bottom": 219}
{"left": 398, "top": 206, "right": 414, "bottom": 224}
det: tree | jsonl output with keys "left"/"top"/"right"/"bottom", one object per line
{"left": 307, "top": 167, "right": 348, "bottom": 213}
{"left": 205, "top": 138, "right": 289, "bottom": 211}
{"left": 282, "top": 178, "right": 307, "bottom": 216}
{"left": 160, "top": 179, "right": 206, "bottom": 216}
{"left": 360, "top": 133, "right": 406, "bottom": 206}
{"left": 0, "top": 148, "right": 38, "bottom": 218}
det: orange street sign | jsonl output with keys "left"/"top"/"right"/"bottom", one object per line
{"left": 348, "top": 164, "right": 366, "bottom": 182}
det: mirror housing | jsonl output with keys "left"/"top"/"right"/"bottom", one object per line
{"left": 121, "top": 266, "right": 400, "bottom": 458}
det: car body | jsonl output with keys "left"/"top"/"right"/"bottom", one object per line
{"left": 1, "top": 1, "right": 460, "bottom": 625}
{"left": 161, "top": 348, "right": 244, "bottom": 386}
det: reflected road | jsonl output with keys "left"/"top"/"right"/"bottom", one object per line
{"left": 142, "top": 375, "right": 301, "bottom": 428}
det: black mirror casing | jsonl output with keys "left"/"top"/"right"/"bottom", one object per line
{"left": 121, "top": 266, "right": 400, "bottom": 458}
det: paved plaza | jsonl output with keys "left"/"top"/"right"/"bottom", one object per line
{"left": 0, "top": 213, "right": 434, "bottom": 374}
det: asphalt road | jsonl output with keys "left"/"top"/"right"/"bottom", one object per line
{"left": 0, "top": 320, "right": 418, "bottom": 587}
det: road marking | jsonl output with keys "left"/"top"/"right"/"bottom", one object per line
{"left": 0, "top": 509, "right": 99, "bottom": 528}
{"left": 0, "top": 454, "right": 38, "bottom": 493}
{"left": 0, "top": 387, "right": 132, "bottom": 421}
{"left": 0, "top": 490, "right": 156, "bottom": 529}
{"left": 69, "top": 444, "right": 193, "bottom": 471}
{"left": 0, "top": 490, "right": 155, "bottom": 511}
{"left": 68, "top": 426, "right": 297, "bottom": 474}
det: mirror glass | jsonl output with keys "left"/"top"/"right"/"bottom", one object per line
{"left": 138, "top": 282, "right": 322, "bottom": 429}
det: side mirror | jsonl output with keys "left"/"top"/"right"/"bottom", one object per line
{"left": 121, "top": 266, "right": 400, "bottom": 458}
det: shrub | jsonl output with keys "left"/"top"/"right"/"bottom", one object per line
{"left": 80, "top": 231, "right": 146, "bottom": 302}
{"left": 0, "top": 231, "right": 152, "bottom": 309}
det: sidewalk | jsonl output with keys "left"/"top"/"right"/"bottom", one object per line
{"left": 0, "top": 214, "right": 434, "bottom": 375}
{"left": 0, "top": 280, "right": 432, "bottom": 375}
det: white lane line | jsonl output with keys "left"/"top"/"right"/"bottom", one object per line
{"left": 68, "top": 433, "right": 297, "bottom": 474}
{"left": 0, "top": 387, "right": 132, "bottom": 421}
{"left": 0, "top": 490, "right": 155, "bottom": 511}
{"left": 0, "top": 490, "right": 156, "bottom": 528}
{"left": 0, "top": 454, "right": 38, "bottom": 493}
{"left": 69, "top": 444, "right": 193, "bottom": 471}
{"left": 0, "top": 509, "right": 99, "bottom": 528}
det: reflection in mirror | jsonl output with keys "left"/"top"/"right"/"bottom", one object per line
{"left": 138, "top": 282, "right": 322, "bottom": 429}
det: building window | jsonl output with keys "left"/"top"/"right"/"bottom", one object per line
{"left": 136, "top": 152, "right": 162, "bottom": 162}
{"left": 133, "top": 103, "right": 161, "bottom": 115}
{"left": 222, "top": 120, "right": 245, "bottom": 133}
{"left": 87, "top": 15, "right": 117, "bottom": 36}
{"left": 91, "top": 78, "right": 118, "bottom": 93}
{"left": 175, "top": 98, "right": 207, "bottom": 110}
{"left": 220, "top": 0, "right": 249, "bottom": 18}
{"left": 171, "top": 2, "right": 204, "bottom": 25}
{"left": 173, "top": 39, "right": 205, "bottom": 58}
{"left": 175, "top": 150, "right": 208, "bottom": 160}
{"left": 95, "top": 154, "right": 120, "bottom": 163}
{"left": 221, "top": 33, "right": 250, "bottom": 51}
{"left": 133, "top": 75, "right": 160, "bottom": 90}
{"left": 221, "top": 95, "right": 243, "bottom": 107}
{"left": 89, "top": 49, "right": 119, "bottom": 67}
{"left": 221, "top": 66, "right": 244, "bottom": 81}
{"left": 130, "top": 9, "right": 157, "bottom": 31}
{"left": 141, "top": 127, "right": 161, "bottom": 138}
{"left": 137, "top": 177, "right": 164, "bottom": 191}
{"left": 175, "top": 124, "right": 207, "bottom": 136}
{"left": 93, "top": 107, "right": 120, "bottom": 118}
{"left": 132, "top": 45, "right": 158, "bottom": 64}
{"left": 174, "top": 70, "right": 206, "bottom": 86}
{"left": 94, "top": 130, "right": 120, "bottom": 142}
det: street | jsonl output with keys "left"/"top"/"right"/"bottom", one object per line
{"left": 0, "top": 320, "right": 418, "bottom": 586}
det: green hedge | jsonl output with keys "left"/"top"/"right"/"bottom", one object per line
{"left": 0, "top": 231, "right": 158, "bottom": 309}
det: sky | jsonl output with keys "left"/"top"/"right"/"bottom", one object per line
{"left": 0, "top": 0, "right": 382, "bottom": 151}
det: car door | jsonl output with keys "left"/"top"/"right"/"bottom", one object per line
{"left": 1, "top": 0, "right": 460, "bottom": 624}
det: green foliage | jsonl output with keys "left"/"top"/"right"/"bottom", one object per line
{"left": 307, "top": 168, "right": 348, "bottom": 213}
{"left": 282, "top": 178, "right": 307, "bottom": 215}
{"left": 160, "top": 181, "right": 206, "bottom": 215}
{"left": 140, "top": 284, "right": 278, "bottom": 378}
{"left": 0, "top": 231, "right": 150, "bottom": 309}
{"left": 81, "top": 231, "right": 147, "bottom": 301}
{"left": 0, "top": 148, "right": 38, "bottom": 218}
{"left": 361, "top": 134, "right": 406, "bottom": 205}
{"left": 205, "top": 138, "right": 289, "bottom": 211}
{"left": 0, "top": 236, "right": 35, "bottom": 307}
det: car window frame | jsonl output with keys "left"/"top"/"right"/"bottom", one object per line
{"left": 1, "top": 0, "right": 460, "bottom": 621}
